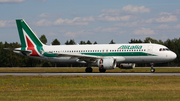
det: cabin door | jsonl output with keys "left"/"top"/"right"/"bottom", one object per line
{"left": 148, "top": 45, "right": 153, "bottom": 54}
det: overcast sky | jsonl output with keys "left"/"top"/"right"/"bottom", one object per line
{"left": 1, "top": 0, "right": 180, "bottom": 44}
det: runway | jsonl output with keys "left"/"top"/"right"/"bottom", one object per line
{"left": 0, "top": 72, "right": 180, "bottom": 76}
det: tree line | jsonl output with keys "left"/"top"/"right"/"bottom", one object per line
{"left": 40, "top": 35, "right": 115, "bottom": 45}
{"left": 0, "top": 35, "right": 179, "bottom": 67}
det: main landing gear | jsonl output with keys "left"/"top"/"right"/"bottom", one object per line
{"left": 150, "top": 63, "right": 155, "bottom": 73}
{"left": 99, "top": 68, "right": 106, "bottom": 72}
{"left": 85, "top": 63, "right": 93, "bottom": 73}
{"left": 85, "top": 63, "right": 107, "bottom": 73}
{"left": 85, "top": 67, "right": 92, "bottom": 73}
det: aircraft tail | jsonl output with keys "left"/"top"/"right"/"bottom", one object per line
{"left": 16, "top": 19, "right": 45, "bottom": 56}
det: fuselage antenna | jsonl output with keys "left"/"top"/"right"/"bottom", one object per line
{"left": 149, "top": 40, "right": 152, "bottom": 44}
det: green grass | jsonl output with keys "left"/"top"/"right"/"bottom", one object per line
{"left": 0, "top": 76, "right": 180, "bottom": 101}
{"left": 0, "top": 67, "right": 180, "bottom": 72}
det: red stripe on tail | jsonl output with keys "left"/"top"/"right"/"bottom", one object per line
{"left": 26, "top": 36, "right": 40, "bottom": 56}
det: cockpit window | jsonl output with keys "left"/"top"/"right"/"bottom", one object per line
{"left": 159, "top": 48, "right": 170, "bottom": 51}
{"left": 166, "top": 48, "right": 169, "bottom": 51}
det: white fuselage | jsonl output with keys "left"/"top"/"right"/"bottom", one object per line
{"left": 20, "top": 43, "right": 176, "bottom": 64}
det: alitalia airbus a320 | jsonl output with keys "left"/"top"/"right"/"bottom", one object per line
{"left": 5, "top": 19, "right": 177, "bottom": 73}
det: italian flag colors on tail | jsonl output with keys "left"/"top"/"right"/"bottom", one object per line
{"left": 16, "top": 19, "right": 44, "bottom": 56}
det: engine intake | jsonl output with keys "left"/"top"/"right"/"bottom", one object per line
{"left": 97, "top": 58, "right": 116, "bottom": 69}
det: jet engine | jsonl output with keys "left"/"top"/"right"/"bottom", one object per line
{"left": 97, "top": 58, "right": 116, "bottom": 69}
{"left": 119, "top": 63, "right": 135, "bottom": 69}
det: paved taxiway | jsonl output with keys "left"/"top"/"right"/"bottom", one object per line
{"left": 0, "top": 73, "right": 180, "bottom": 76}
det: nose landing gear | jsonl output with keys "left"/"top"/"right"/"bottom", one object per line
{"left": 150, "top": 63, "right": 155, "bottom": 73}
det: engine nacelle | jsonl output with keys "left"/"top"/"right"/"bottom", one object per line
{"left": 97, "top": 58, "right": 116, "bottom": 69}
{"left": 119, "top": 63, "right": 135, "bottom": 69}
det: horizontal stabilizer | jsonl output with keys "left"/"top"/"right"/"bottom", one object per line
{"left": 3, "top": 48, "right": 31, "bottom": 54}
{"left": 3, "top": 48, "right": 14, "bottom": 51}
{"left": 14, "top": 50, "right": 32, "bottom": 54}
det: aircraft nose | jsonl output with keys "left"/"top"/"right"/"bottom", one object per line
{"left": 171, "top": 52, "right": 177, "bottom": 60}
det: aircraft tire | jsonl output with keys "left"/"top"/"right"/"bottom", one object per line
{"left": 99, "top": 68, "right": 106, "bottom": 72}
{"left": 151, "top": 69, "right": 155, "bottom": 73}
{"left": 85, "top": 68, "right": 93, "bottom": 73}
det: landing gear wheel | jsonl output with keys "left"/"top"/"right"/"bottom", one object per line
{"left": 151, "top": 69, "right": 155, "bottom": 73}
{"left": 99, "top": 68, "right": 106, "bottom": 72}
{"left": 85, "top": 68, "right": 93, "bottom": 73}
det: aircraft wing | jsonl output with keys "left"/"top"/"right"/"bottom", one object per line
{"left": 56, "top": 53, "right": 102, "bottom": 63}
{"left": 54, "top": 53, "right": 126, "bottom": 63}
{"left": 43, "top": 52, "right": 102, "bottom": 63}
{"left": 56, "top": 53, "right": 99, "bottom": 58}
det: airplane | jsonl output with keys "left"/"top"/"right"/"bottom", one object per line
{"left": 5, "top": 19, "right": 177, "bottom": 73}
